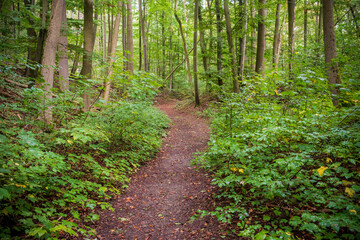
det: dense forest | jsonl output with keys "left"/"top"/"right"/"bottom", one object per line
{"left": 0, "top": 0, "right": 359, "bottom": 239}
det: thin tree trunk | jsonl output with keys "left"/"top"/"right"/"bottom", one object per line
{"left": 316, "top": 1, "right": 323, "bottom": 43}
{"left": 24, "top": 0, "right": 37, "bottom": 78}
{"left": 322, "top": 0, "right": 341, "bottom": 106}
{"left": 304, "top": 0, "right": 308, "bottom": 50}
{"left": 58, "top": 0, "right": 69, "bottom": 91}
{"left": 224, "top": 0, "right": 240, "bottom": 93}
{"left": 127, "top": 1, "right": 134, "bottom": 74}
{"left": 169, "top": 0, "right": 174, "bottom": 89}
{"left": 288, "top": 0, "right": 295, "bottom": 79}
{"left": 255, "top": 0, "right": 267, "bottom": 75}
{"left": 250, "top": 1, "right": 256, "bottom": 71}
{"left": 206, "top": 0, "right": 213, "bottom": 68}
{"left": 199, "top": 5, "right": 208, "bottom": 79}
{"left": 194, "top": 0, "right": 200, "bottom": 106}
{"left": 215, "top": 0, "right": 223, "bottom": 86}
{"left": 162, "top": 12, "right": 166, "bottom": 78}
{"left": 102, "top": 12, "right": 107, "bottom": 60}
{"left": 239, "top": 0, "right": 247, "bottom": 82}
{"left": 272, "top": 3, "right": 281, "bottom": 69}
{"left": 40, "top": 0, "right": 63, "bottom": 123}
{"left": 122, "top": 3, "right": 127, "bottom": 71}
{"left": 104, "top": 2, "right": 121, "bottom": 103}
{"left": 80, "top": 0, "right": 95, "bottom": 112}
{"left": 139, "top": 0, "right": 149, "bottom": 71}
{"left": 175, "top": 12, "right": 192, "bottom": 83}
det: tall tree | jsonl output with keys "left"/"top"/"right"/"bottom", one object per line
{"left": 288, "top": 0, "right": 295, "bottom": 79}
{"left": 80, "top": 0, "right": 95, "bottom": 112}
{"left": 304, "top": 0, "right": 308, "bottom": 50}
{"left": 175, "top": 12, "right": 192, "bottom": 83}
{"left": 40, "top": 0, "right": 63, "bottom": 123}
{"left": 224, "top": 0, "right": 240, "bottom": 93}
{"left": 198, "top": 4, "right": 209, "bottom": 85}
{"left": 193, "top": 0, "right": 200, "bottom": 106}
{"left": 104, "top": 2, "right": 121, "bottom": 103}
{"left": 58, "top": 0, "right": 69, "bottom": 91}
{"left": 215, "top": 0, "right": 223, "bottom": 86}
{"left": 322, "top": 0, "right": 341, "bottom": 106}
{"left": 255, "top": 0, "right": 267, "bottom": 74}
{"left": 272, "top": 3, "right": 281, "bottom": 69}
{"left": 239, "top": 0, "right": 248, "bottom": 82}
{"left": 24, "top": 0, "right": 37, "bottom": 79}
{"left": 126, "top": 1, "right": 134, "bottom": 74}
{"left": 139, "top": 0, "right": 149, "bottom": 71}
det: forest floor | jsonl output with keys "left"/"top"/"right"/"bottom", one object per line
{"left": 94, "top": 98, "right": 233, "bottom": 240}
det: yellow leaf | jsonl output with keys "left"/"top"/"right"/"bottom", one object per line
{"left": 342, "top": 180, "right": 352, "bottom": 186}
{"left": 345, "top": 187, "right": 355, "bottom": 198}
{"left": 2, "top": 209, "right": 8, "bottom": 215}
{"left": 349, "top": 209, "right": 357, "bottom": 215}
{"left": 238, "top": 168, "right": 244, "bottom": 173}
{"left": 275, "top": 90, "right": 279, "bottom": 95}
{"left": 67, "top": 140, "right": 73, "bottom": 144}
{"left": 230, "top": 167, "right": 237, "bottom": 172}
{"left": 326, "top": 158, "right": 332, "bottom": 163}
{"left": 317, "top": 166, "right": 328, "bottom": 177}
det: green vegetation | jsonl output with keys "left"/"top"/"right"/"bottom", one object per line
{"left": 193, "top": 72, "right": 359, "bottom": 239}
{"left": 0, "top": 76, "right": 170, "bottom": 239}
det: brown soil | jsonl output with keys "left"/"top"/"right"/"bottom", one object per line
{"left": 94, "top": 99, "right": 229, "bottom": 240}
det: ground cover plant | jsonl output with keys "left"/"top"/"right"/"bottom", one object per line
{"left": 193, "top": 71, "right": 360, "bottom": 239}
{"left": 0, "top": 73, "right": 170, "bottom": 239}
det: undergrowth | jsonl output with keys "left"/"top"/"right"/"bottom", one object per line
{"left": 193, "top": 70, "right": 360, "bottom": 239}
{"left": 0, "top": 72, "right": 170, "bottom": 239}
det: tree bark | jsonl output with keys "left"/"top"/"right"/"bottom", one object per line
{"left": 304, "top": 0, "right": 308, "bottom": 50}
{"left": 139, "top": 0, "right": 148, "bottom": 72}
{"left": 250, "top": 1, "right": 256, "bottom": 71}
{"left": 80, "top": 0, "right": 95, "bottom": 112}
{"left": 193, "top": 0, "right": 200, "bottom": 106}
{"left": 58, "top": 0, "right": 69, "bottom": 91}
{"left": 322, "top": 0, "right": 341, "bottom": 106}
{"left": 288, "top": 0, "right": 295, "bottom": 79}
{"left": 215, "top": 0, "right": 223, "bottom": 86}
{"left": 40, "top": 0, "right": 63, "bottom": 123}
{"left": 272, "top": 3, "right": 281, "bottom": 69}
{"left": 255, "top": 0, "right": 267, "bottom": 75}
{"left": 239, "top": 0, "right": 247, "bottom": 82}
{"left": 104, "top": 2, "right": 121, "bottom": 103}
{"left": 224, "top": 0, "right": 240, "bottom": 93}
{"left": 126, "top": 1, "right": 134, "bottom": 74}
{"left": 175, "top": 12, "right": 192, "bottom": 83}
{"left": 24, "top": 0, "right": 37, "bottom": 78}
{"left": 199, "top": 4, "right": 208, "bottom": 78}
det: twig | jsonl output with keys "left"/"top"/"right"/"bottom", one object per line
{"left": 5, "top": 79, "right": 28, "bottom": 88}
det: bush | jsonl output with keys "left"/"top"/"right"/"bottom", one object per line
{"left": 193, "top": 76, "right": 360, "bottom": 239}
{"left": 0, "top": 101, "right": 170, "bottom": 239}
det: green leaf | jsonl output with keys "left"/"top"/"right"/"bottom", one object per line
{"left": 0, "top": 188, "right": 10, "bottom": 200}
{"left": 255, "top": 230, "right": 268, "bottom": 240}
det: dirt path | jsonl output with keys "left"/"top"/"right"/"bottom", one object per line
{"left": 94, "top": 99, "right": 224, "bottom": 239}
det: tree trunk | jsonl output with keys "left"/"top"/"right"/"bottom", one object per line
{"left": 104, "top": 2, "right": 121, "bottom": 103}
{"left": 24, "top": 0, "right": 37, "bottom": 78}
{"left": 224, "top": 0, "right": 240, "bottom": 93}
{"left": 175, "top": 12, "right": 192, "bottom": 83}
{"left": 40, "top": 0, "right": 63, "bottom": 123}
{"left": 169, "top": 0, "right": 174, "bottom": 90}
{"left": 58, "top": 0, "right": 69, "bottom": 91}
{"left": 122, "top": 3, "right": 127, "bottom": 71}
{"left": 288, "top": 0, "right": 295, "bottom": 79}
{"left": 215, "top": 0, "right": 223, "bottom": 86}
{"left": 102, "top": 12, "right": 107, "bottom": 60}
{"left": 198, "top": 4, "right": 208, "bottom": 75}
{"left": 322, "top": 0, "right": 341, "bottom": 106}
{"left": 126, "top": 1, "right": 134, "bottom": 74}
{"left": 304, "top": 0, "right": 308, "bottom": 50}
{"left": 206, "top": 0, "right": 213, "bottom": 68}
{"left": 239, "top": 0, "right": 247, "bottom": 82}
{"left": 250, "top": 1, "right": 256, "bottom": 71}
{"left": 139, "top": 0, "right": 149, "bottom": 72}
{"left": 80, "top": 0, "right": 95, "bottom": 112}
{"left": 316, "top": 1, "right": 323, "bottom": 43}
{"left": 255, "top": 0, "right": 267, "bottom": 75}
{"left": 272, "top": 3, "right": 281, "bottom": 69}
{"left": 193, "top": 0, "right": 200, "bottom": 106}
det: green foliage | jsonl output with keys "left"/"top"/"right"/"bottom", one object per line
{"left": 0, "top": 99, "right": 170, "bottom": 239}
{"left": 193, "top": 73, "right": 360, "bottom": 239}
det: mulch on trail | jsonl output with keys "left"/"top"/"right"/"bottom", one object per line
{"left": 93, "top": 99, "right": 233, "bottom": 239}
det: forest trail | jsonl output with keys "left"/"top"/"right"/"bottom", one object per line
{"left": 95, "top": 99, "right": 225, "bottom": 240}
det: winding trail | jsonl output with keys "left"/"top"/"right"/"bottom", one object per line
{"left": 95, "top": 99, "right": 223, "bottom": 239}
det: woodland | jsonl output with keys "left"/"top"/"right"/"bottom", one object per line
{"left": 0, "top": 0, "right": 359, "bottom": 239}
